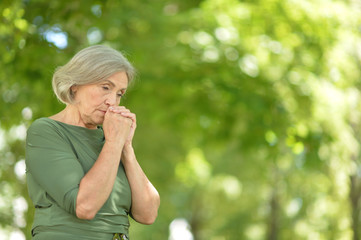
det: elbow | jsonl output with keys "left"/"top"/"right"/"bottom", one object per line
{"left": 143, "top": 216, "right": 158, "bottom": 225}
{"left": 76, "top": 204, "right": 97, "bottom": 220}
{"left": 76, "top": 211, "right": 96, "bottom": 220}
{"left": 133, "top": 211, "right": 159, "bottom": 225}
{"left": 145, "top": 193, "right": 160, "bottom": 224}
{"left": 133, "top": 194, "right": 160, "bottom": 225}
{"left": 76, "top": 190, "right": 100, "bottom": 220}
{"left": 141, "top": 208, "right": 159, "bottom": 225}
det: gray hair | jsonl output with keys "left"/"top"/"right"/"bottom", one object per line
{"left": 52, "top": 45, "right": 136, "bottom": 104}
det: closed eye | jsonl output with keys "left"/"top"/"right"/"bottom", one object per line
{"left": 118, "top": 90, "right": 126, "bottom": 98}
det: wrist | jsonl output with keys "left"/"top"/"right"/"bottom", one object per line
{"left": 105, "top": 139, "right": 125, "bottom": 149}
{"left": 122, "top": 144, "right": 135, "bottom": 161}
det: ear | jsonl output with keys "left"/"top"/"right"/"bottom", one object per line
{"left": 70, "top": 85, "right": 78, "bottom": 95}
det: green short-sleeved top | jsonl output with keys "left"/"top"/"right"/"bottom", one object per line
{"left": 25, "top": 118, "right": 132, "bottom": 238}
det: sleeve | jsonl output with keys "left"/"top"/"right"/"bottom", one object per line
{"left": 25, "top": 120, "right": 84, "bottom": 216}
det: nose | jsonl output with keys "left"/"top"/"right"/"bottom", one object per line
{"left": 105, "top": 94, "right": 118, "bottom": 106}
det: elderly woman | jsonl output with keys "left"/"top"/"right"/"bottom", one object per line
{"left": 25, "top": 45, "right": 160, "bottom": 240}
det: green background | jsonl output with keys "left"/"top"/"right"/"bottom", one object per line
{"left": 1, "top": 0, "right": 361, "bottom": 239}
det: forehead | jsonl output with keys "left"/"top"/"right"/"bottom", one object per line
{"left": 102, "top": 72, "right": 129, "bottom": 89}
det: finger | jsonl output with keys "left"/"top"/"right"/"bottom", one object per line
{"left": 109, "top": 107, "right": 130, "bottom": 114}
{"left": 120, "top": 112, "right": 136, "bottom": 120}
{"left": 109, "top": 106, "right": 126, "bottom": 111}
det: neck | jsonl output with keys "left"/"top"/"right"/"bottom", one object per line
{"left": 50, "top": 105, "right": 97, "bottom": 129}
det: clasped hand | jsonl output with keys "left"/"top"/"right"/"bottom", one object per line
{"left": 103, "top": 106, "right": 136, "bottom": 146}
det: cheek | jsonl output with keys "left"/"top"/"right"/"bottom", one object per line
{"left": 79, "top": 91, "right": 105, "bottom": 109}
{"left": 88, "top": 89, "right": 105, "bottom": 102}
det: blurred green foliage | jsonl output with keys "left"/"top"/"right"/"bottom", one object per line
{"left": 1, "top": 0, "right": 361, "bottom": 239}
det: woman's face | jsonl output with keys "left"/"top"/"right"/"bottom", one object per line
{"left": 71, "top": 71, "right": 128, "bottom": 128}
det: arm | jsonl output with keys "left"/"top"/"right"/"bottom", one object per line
{"left": 122, "top": 145, "right": 160, "bottom": 224}
{"left": 75, "top": 107, "right": 132, "bottom": 220}
{"left": 26, "top": 119, "right": 84, "bottom": 214}
{"left": 112, "top": 107, "right": 160, "bottom": 224}
{"left": 75, "top": 141, "right": 123, "bottom": 219}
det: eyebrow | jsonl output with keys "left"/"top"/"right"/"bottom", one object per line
{"left": 103, "top": 80, "right": 127, "bottom": 91}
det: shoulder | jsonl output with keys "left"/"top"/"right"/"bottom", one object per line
{"left": 27, "top": 118, "right": 65, "bottom": 138}
{"left": 29, "top": 117, "right": 56, "bottom": 131}
{"left": 29, "top": 117, "right": 54, "bottom": 128}
{"left": 26, "top": 118, "right": 75, "bottom": 152}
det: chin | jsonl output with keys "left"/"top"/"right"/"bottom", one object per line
{"left": 86, "top": 118, "right": 103, "bottom": 128}
{"left": 95, "top": 117, "right": 105, "bottom": 125}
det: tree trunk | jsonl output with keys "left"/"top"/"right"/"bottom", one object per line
{"left": 350, "top": 174, "right": 361, "bottom": 240}
{"left": 266, "top": 189, "right": 279, "bottom": 240}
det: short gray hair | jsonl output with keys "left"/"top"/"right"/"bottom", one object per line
{"left": 52, "top": 45, "right": 136, "bottom": 104}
